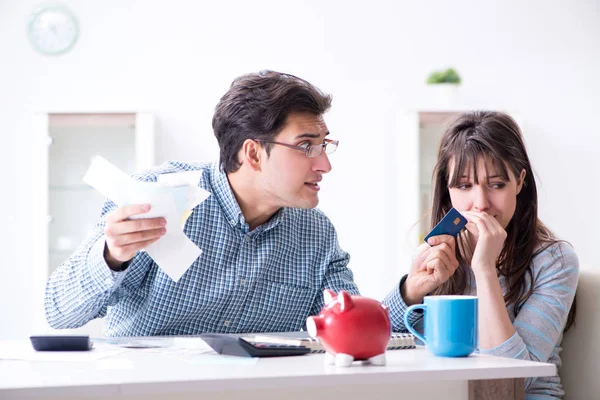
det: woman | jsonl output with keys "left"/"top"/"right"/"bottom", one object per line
{"left": 386, "top": 111, "right": 578, "bottom": 399}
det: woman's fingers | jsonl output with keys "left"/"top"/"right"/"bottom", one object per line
{"left": 460, "top": 210, "right": 507, "bottom": 272}
{"left": 421, "top": 235, "right": 459, "bottom": 273}
{"left": 465, "top": 221, "right": 479, "bottom": 237}
{"left": 424, "top": 258, "right": 454, "bottom": 281}
{"left": 421, "top": 244, "right": 451, "bottom": 268}
{"left": 463, "top": 211, "right": 506, "bottom": 240}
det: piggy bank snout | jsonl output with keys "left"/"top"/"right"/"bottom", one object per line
{"left": 306, "top": 315, "right": 324, "bottom": 338}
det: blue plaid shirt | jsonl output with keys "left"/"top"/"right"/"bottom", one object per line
{"left": 44, "top": 161, "right": 366, "bottom": 337}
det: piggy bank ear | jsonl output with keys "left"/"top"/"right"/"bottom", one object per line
{"left": 323, "top": 289, "right": 336, "bottom": 305}
{"left": 338, "top": 291, "right": 354, "bottom": 312}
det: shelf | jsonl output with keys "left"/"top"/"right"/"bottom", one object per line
{"left": 419, "top": 111, "right": 461, "bottom": 127}
{"left": 49, "top": 249, "right": 75, "bottom": 255}
{"left": 49, "top": 113, "right": 136, "bottom": 128}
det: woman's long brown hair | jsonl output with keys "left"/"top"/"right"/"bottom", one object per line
{"left": 429, "top": 111, "right": 576, "bottom": 331}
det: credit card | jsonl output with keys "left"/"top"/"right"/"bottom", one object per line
{"left": 424, "top": 208, "right": 467, "bottom": 243}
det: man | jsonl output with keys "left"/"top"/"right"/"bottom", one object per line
{"left": 45, "top": 70, "right": 362, "bottom": 336}
{"left": 45, "top": 70, "right": 456, "bottom": 337}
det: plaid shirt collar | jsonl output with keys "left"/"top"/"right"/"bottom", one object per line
{"left": 209, "top": 162, "right": 285, "bottom": 234}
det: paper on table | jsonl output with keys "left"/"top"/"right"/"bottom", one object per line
{"left": 176, "top": 353, "right": 260, "bottom": 365}
{"left": 164, "top": 338, "right": 259, "bottom": 365}
{"left": 95, "top": 337, "right": 259, "bottom": 365}
{"left": 83, "top": 156, "right": 211, "bottom": 282}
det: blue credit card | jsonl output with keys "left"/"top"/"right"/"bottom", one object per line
{"left": 424, "top": 208, "right": 467, "bottom": 243}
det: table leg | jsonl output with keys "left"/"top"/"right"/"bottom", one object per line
{"left": 469, "top": 378, "right": 525, "bottom": 400}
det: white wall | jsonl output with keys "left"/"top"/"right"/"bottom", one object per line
{"left": 0, "top": 0, "right": 598, "bottom": 339}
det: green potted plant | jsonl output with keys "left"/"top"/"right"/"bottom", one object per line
{"left": 426, "top": 68, "right": 461, "bottom": 85}
{"left": 426, "top": 67, "right": 461, "bottom": 106}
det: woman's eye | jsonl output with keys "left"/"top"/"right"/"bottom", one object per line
{"left": 297, "top": 142, "right": 311, "bottom": 149}
{"left": 456, "top": 183, "right": 472, "bottom": 190}
{"left": 490, "top": 182, "right": 506, "bottom": 189}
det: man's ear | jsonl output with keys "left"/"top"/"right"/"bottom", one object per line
{"left": 240, "top": 139, "right": 262, "bottom": 171}
{"left": 516, "top": 168, "right": 526, "bottom": 194}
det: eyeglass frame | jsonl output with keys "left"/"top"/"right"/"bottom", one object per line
{"left": 253, "top": 138, "right": 339, "bottom": 158}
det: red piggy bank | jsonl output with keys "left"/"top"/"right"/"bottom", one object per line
{"left": 306, "top": 290, "right": 391, "bottom": 367}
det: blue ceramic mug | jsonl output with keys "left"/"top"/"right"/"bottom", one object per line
{"left": 404, "top": 295, "right": 478, "bottom": 357}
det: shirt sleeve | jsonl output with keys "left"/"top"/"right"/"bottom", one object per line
{"left": 479, "top": 242, "right": 579, "bottom": 389}
{"left": 44, "top": 199, "right": 140, "bottom": 329}
{"left": 383, "top": 274, "right": 424, "bottom": 332}
{"left": 308, "top": 231, "right": 360, "bottom": 317}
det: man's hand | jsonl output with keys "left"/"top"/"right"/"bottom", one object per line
{"left": 103, "top": 204, "right": 166, "bottom": 270}
{"left": 402, "top": 235, "right": 460, "bottom": 305}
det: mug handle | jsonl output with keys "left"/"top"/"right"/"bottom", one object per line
{"left": 404, "top": 304, "right": 427, "bottom": 344}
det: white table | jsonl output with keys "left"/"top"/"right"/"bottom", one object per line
{"left": 0, "top": 340, "right": 556, "bottom": 400}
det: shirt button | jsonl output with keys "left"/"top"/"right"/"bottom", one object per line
{"left": 240, "top": 279, "right": 247, "bottom": 286}
{"left": 245, "top": 236, "right": 250, "bottom": 242}
{"left": 223, "top": 320, "right": 230, "bottom": 327}
{"left": 104, "top": 278, "right": 112, "bottom": 285}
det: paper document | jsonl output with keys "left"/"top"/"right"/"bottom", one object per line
{"left": 94, "top": 337, "right": 259, "bottom": 365}
{"left": 157, "top": 171, "right": 204, "bottom": 226}
{"left": 83, "top": 156, "right": 211, "bottom": 282}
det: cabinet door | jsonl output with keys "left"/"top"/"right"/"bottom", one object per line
{"left": 32, "top": 113, "right": 154, "bottom": 335}
{"left": 418, "top": 112, "right": 461, "bottom": 240}
{"left": 48, "top": 123, "right": 137, "bottom": 273}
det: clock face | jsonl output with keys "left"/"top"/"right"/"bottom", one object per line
{"left": 28, "top": 6, "right": 79, "bottom": 55}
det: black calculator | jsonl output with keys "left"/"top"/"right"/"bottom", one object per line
{"left": 199, "top": 333, "right": 310, "bottom": 357}
{"left": 30, "top": 335, "right": 93, "bottom": 351}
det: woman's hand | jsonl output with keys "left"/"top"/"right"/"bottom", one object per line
{"left": 403, "top": 235, "right": 459, "bottom": 305}
{"left": 462, "top": 211, "right": 506, "bottom": 276}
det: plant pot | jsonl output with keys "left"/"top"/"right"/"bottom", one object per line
{"left": 428, "top": 83, "right": 460, "bottom": 108}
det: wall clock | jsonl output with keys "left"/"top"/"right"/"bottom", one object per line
{"left": 28, "top": 5, "right": 79, "bottom": 55}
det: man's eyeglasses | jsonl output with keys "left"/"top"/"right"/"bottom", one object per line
{"left": 254, "top": 138, "right": 339, "bottom": 158}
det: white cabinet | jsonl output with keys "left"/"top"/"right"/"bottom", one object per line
{"left": 31, "top": 113, "right": 154, "bottom": 335}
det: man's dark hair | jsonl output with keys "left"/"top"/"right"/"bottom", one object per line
{"left": 212, "top": 70, "right": 332, "bottom": 173}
